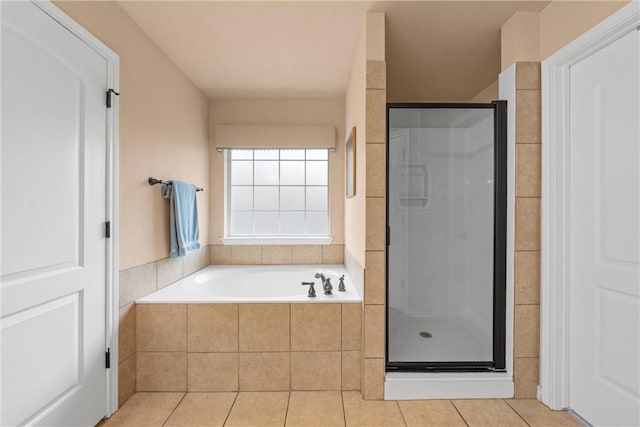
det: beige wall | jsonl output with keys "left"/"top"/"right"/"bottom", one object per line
{"left": 470, "top": 80, "right": 500, "bottom": 102}
{"left": 344, "top": 22, "right": 368, "bottom": 268}
{"left": 501, "top": 1, "right": 628, "bottom": 67}
{"left": 55, "top": 1, "right": 210, "bottom": 271}
{"left": 208, "top": 98, "right": 345, "bottom": 244}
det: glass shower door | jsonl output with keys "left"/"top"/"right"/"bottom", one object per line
{"left": 386, "top": 102, "right": 506, "bottom": 372}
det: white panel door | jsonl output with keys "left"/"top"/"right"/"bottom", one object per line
{"left": 569, "top": 29, "right": 640, "bottom": 426}
{"left": 1, "top": 2, "right": 108, "bottom": 425}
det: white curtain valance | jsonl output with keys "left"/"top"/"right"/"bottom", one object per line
{"left": 215, "top": 125, "right": 335, "bottom": 149}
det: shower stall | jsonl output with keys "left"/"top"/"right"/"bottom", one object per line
{"left": 386, "top": 102, "right": 507, "bottom": 372}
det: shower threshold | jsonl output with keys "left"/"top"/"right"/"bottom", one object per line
{"left": 384, "top": 371, "right": 514, "bottom": 400}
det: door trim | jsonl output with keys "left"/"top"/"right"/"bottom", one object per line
{"left": 540, "top": 2, "right": 639, "bottom": 410}
{"left": 30, "top": 1, "right": 121, "bottom": 417}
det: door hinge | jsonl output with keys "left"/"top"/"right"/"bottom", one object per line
{"left": 106, "top": 88, "right": 120, "bottom": 108}
{"left": 105, "top": 348, "right": 111, "bottom": 369}
{"left": 105, "top": 221, "right": 111, "bottom": 238}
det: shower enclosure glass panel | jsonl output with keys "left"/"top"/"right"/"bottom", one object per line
{"left": 386, "top": 103, "right": 506, "bottom": 372}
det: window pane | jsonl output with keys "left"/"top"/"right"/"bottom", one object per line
{"left": 306, "top": 211, "right": 329, "bottom": 235}
{"left": 231, "top": 161, "right": 253, "bottom": 185}
{"left": 306, "top": 187, "right": 328, "bottom": 211}
{"left": 231, "top": 186, "right": 253, "bottom": 210}
{"left": 306, "top": 149, "right": 328, "bottom": 160}
{"left": 231, "top": 149, "right": 253, "bottom": 160}
{"left": 280, "top": 186, "right": 305, "bottom": 211}
{"left": 255, "top": 186, "right": 279, "bottom": 210}
{"left": 281, "top": 161, "right": 305, "bottom": 185}
{"left": 280, "top": 149, "right": 305, "bottom": 160}
{"left": 255, "top": 161, "right": 279, "bottom": 185}
{"left": 280, "top": 212, "right": 305, "bottom": 235}
{"left": 255, "top": 211, "right": 279, "bottom": 234}
{"left": 255, "top": 149, "right": 279, "bottom": 160}
{"left": 231, "top": 211, "right": 253, "bottom": 235}
{"left": 306, "top": 161, "right": 328, "bottom": 185}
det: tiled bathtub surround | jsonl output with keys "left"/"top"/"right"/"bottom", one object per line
{"left": 209, "top": 244, "right": 344, "bottom": 265}
{"left": 117, "top": 246, "right": 210, "bottom": 406}
{"left": 135, "top": 302, "right": 362, "bottom": 392}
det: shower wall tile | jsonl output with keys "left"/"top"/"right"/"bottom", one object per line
{"left": 119, "top": 303, "right": 136, "bottom": 362}
{"left": 187, "top": 304, "right": 238, "bottom": 352}
{"left": 342, "top": 303, "right": 362, "bottom": 351}
{"left": 201, "top": 245, "right": 210, "bottom": 267}
{"left": 366, "top": 89, "right": 386, "bottom": 143}
{"left": 187, "top": 352, "right": 238, "bottom": 391}
{"left": 157, "top": 256, "right": 183, "bottom": 289}
{"left": 364, "top": 305, "right": 385, "bottom": 358}
{"left": 515, "top": 198, "right": 541, "bottom": 251}
{"left": 516, "top": 62, "right": 541, "bottom": 90}
{"left": 515, "top": 251, "right": 540, "bottom": 305}
{"left": 515, "top": 305, "right": 540, "bottom": 358}
{"left": 118, "top": 354, "right": 136, "bottom": 407}
{"left": 291, "top": 351, "right": 341, "bottom": 390}
{"left": 292, "top": 245, "right": 322, "bottom": 264}
{"left": 238, "top": 352, "right": 290, "bottom": 391}
{"left": 365, "top": 198, "right": 386, "bottom": 251}
{"left": 239, "top": 304, "right": 290, "bottom": 352}
{"left": 291, "top": 304, "right": 341, "bottom": 351}
{"left": 136, "top": 351, "right": 187, "bottom": 391}
{"left": 514, "top": 357, "right": 540, "bottom": 398}
{"left": 262, "top": 245, "right": 293, "bottom": 264}
{"left": 366, "top": 144, "right": 386, "bottom": 197}
{"left": 367, "top": 60, "right": 387, "bottom": 89}
{"left": 322, "top": 244, "right": 344, "bottom": 264}
{"left": 516, "top": 90, "right": 541, "bottom": 143}
{"left": 342, "top": 351, "right": 362, "bottom": 390}
{"left": 231, "top": 245, "right": 262, "bottom": 264}
{"left": 136, "top": 304, "right": 186, "bottom": 352}
{"left": 210, "top": 245, "right": 232, "bottom": 265}
{"left": 364, "top": 251, "right": 385, "bottom": 305}
{"left": 119, "top": 262, "right": 157, "bottom": 307}
{"left": 516, "top": 144, "right": 542, "bottom": 197}
{"left": 363, "top": 358, "right": 385, "bottom": 400}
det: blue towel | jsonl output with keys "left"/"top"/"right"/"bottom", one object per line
{"left": 162, "top": 181, "right": 200, "bottom": 258}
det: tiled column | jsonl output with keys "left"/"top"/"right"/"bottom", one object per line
{"left": 513, "top": 62, "right": 542, "bottom": 398}
{"left": 362, "top": 60, "right": 387, "bottom": 399}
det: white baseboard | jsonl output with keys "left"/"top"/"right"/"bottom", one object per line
{"left": 385, "top": 372, "right": 514, "bottom": 400}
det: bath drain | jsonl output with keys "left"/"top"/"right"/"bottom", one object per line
{"left": 419, "top": 331, "right": 432, "bottom": 338}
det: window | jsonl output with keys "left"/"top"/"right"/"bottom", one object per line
{"left": 226, "top": 149, "right": 330, "bottom": 239}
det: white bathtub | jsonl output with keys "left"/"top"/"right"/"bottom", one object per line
{"left": 136, "top": 264, "right": 361, "bottom": 304}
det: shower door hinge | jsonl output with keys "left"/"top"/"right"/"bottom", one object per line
{"left": 106, "top": 89, "right": 120, "bottom": 108}
{"left": 105, "top": 348, "right": 111, "bottom": 369}
{"left": 105, "top": 221, "right": 111, "bottom": 238}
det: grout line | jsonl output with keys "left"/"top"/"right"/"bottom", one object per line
{"left": 283, "top": 391, "right": 291, "bottom": 427}
{"left": 223, "top": 391, "right": 240, "bottom": 426}
{"left": 341, "top": 391, "right": 348, "bottom": 427}
{"left": 504, "top": 399, "right": 532, "bottom": 426}
{"left": 161, "top": 392, "right": 187, "bottom": 427}
{"left": 396, "top": 401, "right": 409, "bottom": 427}
{"left": 450, "top": 400, "right": 471, "bottom": 427}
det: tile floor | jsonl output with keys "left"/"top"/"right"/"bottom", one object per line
{"left": 101, "top": 391, "right": 583, "bottom": 427}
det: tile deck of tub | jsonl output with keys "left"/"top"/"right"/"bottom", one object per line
{"left": 100, "top": 391, "right": 582, "bottom": 426}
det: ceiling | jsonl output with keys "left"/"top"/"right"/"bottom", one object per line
{"left": 118, "top": 1, "right": 550, "bottom": 101}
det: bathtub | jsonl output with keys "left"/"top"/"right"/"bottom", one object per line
{"left": 136, "top": 264, "right": 361, "bottom": 304}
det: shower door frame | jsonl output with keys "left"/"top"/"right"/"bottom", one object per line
{"left": 385, "top": 102, "right": 508, "bottom": 373}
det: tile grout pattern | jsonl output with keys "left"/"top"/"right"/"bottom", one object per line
{"left": 102, "top": 391, "right": 583, "bottom": 427}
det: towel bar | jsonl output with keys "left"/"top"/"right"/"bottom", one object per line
{"left": 148, "top": 177, "right": 203, "bottom": 192}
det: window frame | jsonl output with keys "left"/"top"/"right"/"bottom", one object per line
{"left": 221, "top": 148, "right": 333, "bottom": 245}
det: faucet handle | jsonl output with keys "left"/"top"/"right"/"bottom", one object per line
{"left": 301, "top": 281, "right": 316, "bottom": 298}
{"left": 324, "top": 278, "right": 333, "bottom": 295}
{"left": 338, "top": 275, "right": 346, "bottom": 292}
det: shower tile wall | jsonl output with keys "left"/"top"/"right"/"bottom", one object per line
{"left": 513, "top": 62, "right": 541, "bottom": 398}
{"left": 209, "top": 244, "right": 345, "bottom": 265}
{"left": 117, "top": 246, "right": 209, "bottom": 407}
{"left": 363, "top": 59, "right": 387, "bottom": 399}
